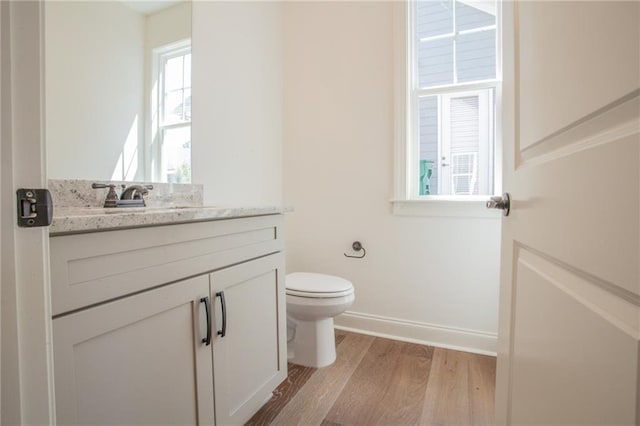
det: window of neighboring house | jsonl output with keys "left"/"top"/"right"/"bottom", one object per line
{"left": 398, "top": 0, "right": 500, "bottom": 202}
{"left": 153, "top": 41, "right": 191, "bottom": 183}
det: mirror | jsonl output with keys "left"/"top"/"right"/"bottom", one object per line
{"left": 45, "top": 0, "right": 192, "bottom": 183}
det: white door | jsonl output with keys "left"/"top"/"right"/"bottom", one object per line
{"left": 495, "top": 1, "right": 640, "bottom": 425}
{"left": 1, "top": 1, "right": 54, "bottom": 424}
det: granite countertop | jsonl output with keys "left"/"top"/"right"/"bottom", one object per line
{"left": 48, "top": 179, "right": 289, "bottom": 235}
{"left": 50, "top": 205, "right": 287, "bottom": 235}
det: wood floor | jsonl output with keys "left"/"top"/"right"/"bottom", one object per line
{"left": 247, "top": 330, "right": 496, "bottom": 426}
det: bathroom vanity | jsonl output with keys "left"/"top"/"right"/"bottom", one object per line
{"left": 49, "top": 196, "right": 287, "bottom": 425}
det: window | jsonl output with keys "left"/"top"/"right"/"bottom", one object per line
{"left": 397, "top": 0, "right": 500, "bottom": 203}
{"left": 153, "top": 41, "right": 192, "bottom": 183}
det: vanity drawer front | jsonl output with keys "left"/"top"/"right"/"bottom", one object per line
{"left": 50, "top": 215, "right": 283, "bottom": 316}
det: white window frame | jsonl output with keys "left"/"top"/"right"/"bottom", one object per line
{"left": 150, "top": 39, "right": 192, "bottom": 183}
{"left": 392, "top": 1, "right": 503, "bottom": 218}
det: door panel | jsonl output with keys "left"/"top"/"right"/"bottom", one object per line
{"left": 514, "top": 124, "right": 639, "bottom": 294}
{"left": 496, "top": 1, "right": 640, "bottom": 423}
{"left": 510, "top": 248, "right": 637, "bottom": 425}
{"left": 53, "top": 275, "right": 215, "bottom": 425}
{"left": 518, "top": 1, "right": 640, "bottom": 149}
{"left": 211, "top": 253, "right": 286, "bottom": 426}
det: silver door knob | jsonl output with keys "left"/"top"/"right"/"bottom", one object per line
{"left": 486, "top": 192, "right": 510, "bottom": 216}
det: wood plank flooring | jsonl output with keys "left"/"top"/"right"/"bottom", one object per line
{"left": 247, "top": 330, "right": 496, "bottom": 426}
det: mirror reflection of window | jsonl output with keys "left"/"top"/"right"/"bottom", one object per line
{"left": 155, "top": 42, "right": 192, "bottom": 183}
{"left": 44, "top": 0, "right": 192, "bottom": 183}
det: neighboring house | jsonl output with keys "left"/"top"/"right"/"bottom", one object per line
{"left": 418, "top": 0, "right": 496, "bottom": 195}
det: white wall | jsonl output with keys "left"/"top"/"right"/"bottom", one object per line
{"left": 145, "top": 2, "right": 191, "bottom": 49}
{"left": 192, "top": 1, "right": 283, "bottom": 206}
{"left": 45, "top": 1, "right": 145, "bottom": 181}
{"left": 283, "top": 2, "right": 501, "bottom": 354}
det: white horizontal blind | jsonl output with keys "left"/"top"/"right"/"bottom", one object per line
{"left": 450, "top": 95, "right": 479, "bottom": 154}
{"left": 450, "top": 95, "right": 479, "bottom": 194}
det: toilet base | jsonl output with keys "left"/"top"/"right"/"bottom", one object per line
{"left": 287, "top": 317, "right": 336, "bottom": 368}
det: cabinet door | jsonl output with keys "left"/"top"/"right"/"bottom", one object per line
{"left": 53, "top": 275, "right": 215, "bottom": 425}
{"left": 210, "top": 253, "right": 287, "bottom": 425}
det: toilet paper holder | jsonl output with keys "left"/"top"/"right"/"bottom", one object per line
{"left": 344, "top": 241, "right": 366, "bottom": 259}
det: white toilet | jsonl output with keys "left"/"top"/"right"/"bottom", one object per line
{"left": 286, "top": 272, "right": 355, "bottom": 368}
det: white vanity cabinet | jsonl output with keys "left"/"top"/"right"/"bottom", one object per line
{"left": 50, "top": 215, "right": 287, "bottom": 426}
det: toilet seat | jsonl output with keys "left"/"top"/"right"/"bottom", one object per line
{"left": 286, "top": 288, "right": 354, "bottom": 299}
{"left": 286, "top": 272, "right": 354, "bottom": 299}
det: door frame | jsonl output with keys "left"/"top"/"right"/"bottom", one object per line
{"left": 1, "top": 1, "right": 55, "bottom": 424}
{"left": 493, "top": 1, "right": 514, "bottom": 423}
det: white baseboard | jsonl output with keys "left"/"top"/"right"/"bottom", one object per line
{"left": 334, "top": 311, "right": 497, "bottom": 356}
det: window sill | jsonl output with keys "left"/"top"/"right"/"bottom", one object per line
{"left": 391, "top": 198, "right": 502, "bottom": 219}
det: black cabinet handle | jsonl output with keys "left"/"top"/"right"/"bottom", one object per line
{"left": 200, "top": 297, "right": 211, "bottom": 346}
{"left": 216, "top": 291, "right": 227, "bottom": 338}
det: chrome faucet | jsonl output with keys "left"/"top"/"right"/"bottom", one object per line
{"left": 92, "top": 183, "right": 154, "bottom": 208}
{"left": 120, "top": 184, "right": 152, "bottom": 201}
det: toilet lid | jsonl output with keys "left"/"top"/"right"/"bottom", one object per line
{"left": 286, "top": 272, "right": 354, "bottom": 298}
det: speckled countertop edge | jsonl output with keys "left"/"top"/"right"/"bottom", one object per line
{"left": 50, "top": 206, "right": 290, "bottom": 236}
